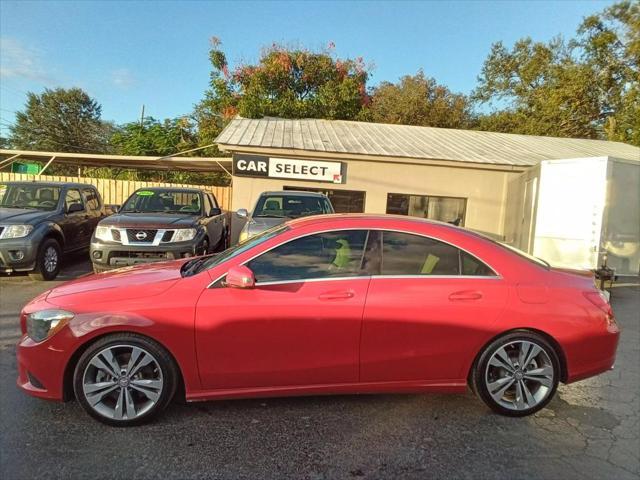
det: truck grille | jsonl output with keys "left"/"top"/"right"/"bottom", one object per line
{"left": 161, "top": 231, "right": 174, "bottom": 242}
{"left": 126, "top": 229, "right": 157, "bottom": 243}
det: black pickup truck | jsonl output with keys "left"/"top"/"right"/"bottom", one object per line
{"left": 90, "top": 187, "right": 229, "bottom": 272}
{"left": 0, "top": 181, "right": 106, "bottom": 280}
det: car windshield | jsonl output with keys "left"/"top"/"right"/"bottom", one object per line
{"left": 189, "top": 224, "right": 290, "bottom": 276}
{"left": 120, "top": 189, "right": 202, "bottom": 214}
{"left": 0, "top": 183, "right": 61, "bottom": 211}
{"left": 253, "top": 195, "right": 326, "bottom": 219}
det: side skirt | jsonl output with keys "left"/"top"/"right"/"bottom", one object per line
{"left": 186, "top": 380, "right": 468, "bottom": 402}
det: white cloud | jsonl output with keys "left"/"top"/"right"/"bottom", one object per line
{"left": 111, "top": 68, "right": 135, "bottom": 89}
{"left": 0, "top": 37, "right": 54, "bottom": 83}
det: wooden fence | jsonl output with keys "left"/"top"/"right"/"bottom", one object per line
{"left": 0, "top": 172, "right": 232, "bottom": 210}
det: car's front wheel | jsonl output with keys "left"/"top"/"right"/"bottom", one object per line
{"left": 473, "top": 331, "right": 560, "bottom": 416}
{"left": 73, "top": 333, "right": 178, "bottom": 426}
{"left": 29, "top": 238, "right": 61, "bottom": 281}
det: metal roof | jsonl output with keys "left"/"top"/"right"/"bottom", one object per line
{"left": 0, "top": 149, "right": 232, "bottom": 172}
{"left": 216, "top": 118, "right": 640, "bottom": 167}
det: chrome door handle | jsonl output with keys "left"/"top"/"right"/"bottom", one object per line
{"left": 449, "top": 291, "right": 483, "bottom": 301}
{"left": 318, "top": 290, "right": 355, "bottom": 300}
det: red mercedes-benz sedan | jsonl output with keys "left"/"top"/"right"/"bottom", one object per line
{"left": 16, "top": 214, "right": 619, "bottom": 425}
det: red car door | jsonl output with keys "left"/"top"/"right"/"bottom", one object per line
{"left": 195, "top": 229, "right": 370, "bottom": 390}
{"left": 360, "top": 230, "right": 508, "bottom": 384}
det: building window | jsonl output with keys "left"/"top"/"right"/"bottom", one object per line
{"left": 284, "top": 186, "right": 365, "bottom": 213}
{"left": 386, "top": 193, "right": 466, "bottom": 226}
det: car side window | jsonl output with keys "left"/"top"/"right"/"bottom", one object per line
{"left": 82, "top": 188, "right": 100, "bottom": 211}
{"left": 461, "top": 251, "right": 496, "bottom": 276}
{"left": 381, "top": 231, "right": 460, "bottom": 276}
{"left": 248, "top": 230, "right": 368, "bottom": 283}
{"left": 65, "top": 189, "right": 84, "bottom": 212}
{"left": 203, "top": 193, "right": 212, "bottom": 214}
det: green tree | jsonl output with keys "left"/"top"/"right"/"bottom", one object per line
{"left": 473, "top": 1, "right": 639, "bottom": 145}
{"left": 10, "top": 88, "right": 110, "bottom": 152}
{"left": 194, "top": 38, "right": 370, "bottom": 154}
{"left": 110, "top": 117, "right": 197, "bottom": 156}
{"left": 361, "top": 70, "right": 472, "bottom": 128}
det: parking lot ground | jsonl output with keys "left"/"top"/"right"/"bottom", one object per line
{"left": 0, "top": 261, "right": 638, "bottom": 480}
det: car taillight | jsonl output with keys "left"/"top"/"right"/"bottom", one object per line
{"left": 584, "top": 290, "right": 615, "bottom": 325}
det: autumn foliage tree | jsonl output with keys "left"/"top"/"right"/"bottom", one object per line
{"left": 194, "top": 39, "right": 370, "bottom": 154}
{"left": 362, "top": 70, "right": 472, "bottom": 128}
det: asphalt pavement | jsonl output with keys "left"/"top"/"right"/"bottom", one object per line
{"left": 0, "top": 255, "right": 638, "bottom": 480}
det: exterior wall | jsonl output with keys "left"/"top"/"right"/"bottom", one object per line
{"left": 231, "top": 157, "right": 521, "bottom": 237}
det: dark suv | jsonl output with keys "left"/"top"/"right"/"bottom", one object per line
{"left": 90, "top": 187, "right": 229, "bottom": 272}
{"left": 0, "top": 181, "right": 106, "bottom": 280}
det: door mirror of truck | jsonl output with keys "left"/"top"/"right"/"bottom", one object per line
{"left": 224, "top": 265, "right": 255, "bottom": 289}
{"left": 236, "top": 209, "right": 248, "bottom": 218}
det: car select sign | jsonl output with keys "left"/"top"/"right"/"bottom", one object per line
{"left": 233, "top": 155, "right": 343, "bottom": 184}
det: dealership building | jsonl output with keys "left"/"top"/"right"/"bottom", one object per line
{"left": 216, "top": 117, "right": 640, "bottom": 275}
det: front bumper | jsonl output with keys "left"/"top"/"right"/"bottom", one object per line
{"left": 16, "top": 333, "right": 67, "bottom": 401}
{"left": 0, "top": 238, "right": 38, "bottom": 272}
{"left": 90, "top": 237, "right": 203, "bottom": 269}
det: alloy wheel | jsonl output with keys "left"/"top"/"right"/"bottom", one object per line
{"left": 82, "top": 345, "right": 164, "bottom": 421}
{"left": 43, "top": 246, "right": 58, "bottom": 273}
{"left": 484, "top": 340, "right": 554, "bottom": 411}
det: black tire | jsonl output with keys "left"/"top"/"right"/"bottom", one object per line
{"left": 215, "top": 229, "right": 229, "bottom": 252}
{"left": 473, "top": 330, "right": 560, "bottom": 417}
{"left": 73, "top": 333, "right": 179, "bottom": 426}
{"left": 29, "top": 238, "right": 61, "bottom": 281}
{"left": 200, "top": 237, "right": 210, "bottom": 256}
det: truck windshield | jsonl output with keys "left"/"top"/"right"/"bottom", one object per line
{"left": 0, "top": 184, "right": 61, "bottom": 210}
{"left": 253, "top": 195, "right": 327, "bottom": 218}
{"left": 188, "top": 224, "right": 290, "bottom": 276}
{"left": 121, "top": 189, "right": 202, "bottom": 214}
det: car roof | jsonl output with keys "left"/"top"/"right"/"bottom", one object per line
{"left": 260, "top": 190, "right": 328, "bottom": 198}
{"left": 133, "top": 187, "right": 204, "bottom": 193}
{"left": 0, "top": 181, "right": 95, "bottom": 188}
{"left": 286, "top": 213, "right": 456, "bottom": 230}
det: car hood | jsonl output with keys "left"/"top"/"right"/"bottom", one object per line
{"left": 0, "top": 207, "right": 53, "bottom": 224}
{"left": 99, "top": 212, "right": 198, "bottom": 228}
{"left": 248, "top": 216, "right": 287, "bottom": 233}
{"left": 46, "top": 260, "right": 187, "bottom": 306}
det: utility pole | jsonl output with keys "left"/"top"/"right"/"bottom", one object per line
{"left": 139, "top": 104, "right": 145, "bottom": 128}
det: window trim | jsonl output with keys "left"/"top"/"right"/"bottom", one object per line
{"left": 207, "top": 227, "right": 502, "bottom": 288}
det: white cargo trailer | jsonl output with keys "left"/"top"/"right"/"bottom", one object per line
{"left": 504, "top": 156, "right": 640, "bottom": 276}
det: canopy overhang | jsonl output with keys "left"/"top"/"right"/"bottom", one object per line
{"left": 0, "top": 149, "right": 232, "bottom": 173}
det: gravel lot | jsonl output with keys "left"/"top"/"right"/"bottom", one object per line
{"left": 1, "top": 256, "right": 638, "bottom": 480}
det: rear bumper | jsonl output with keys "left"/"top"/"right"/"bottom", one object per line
{"left": 565, "top": 324, "right": 620, "bottom": 384}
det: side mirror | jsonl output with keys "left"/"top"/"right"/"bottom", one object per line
{"left": 236, "top": 208, "right": 248, "bottom": 219}
{"left": 209, "top": 207, "right": 222, "bottom": 217}
{"left": 106, "top": 204, "right": 120, "bottom": 214}
{"left": 67, "top": 203, "right": 84, "bottom": 214}
{"left": 224, "top": 265, "right": 255, "bottom": 289}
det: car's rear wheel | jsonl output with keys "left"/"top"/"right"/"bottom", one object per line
{"left": 73, "top": 333, "right": 178, "bottom": 426}
{"left": 29, "top": 238, "right": 61, "bottom": 281}
{"left": 473, "top": 331, "right": 560, "bottom": 416}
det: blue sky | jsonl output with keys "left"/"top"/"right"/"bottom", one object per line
{"left": 0, "top": 0, "right": 614, "bottom": 136}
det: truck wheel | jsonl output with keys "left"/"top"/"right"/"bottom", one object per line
{"left": 29, "top": 238, "right": 62, "bottom": 281}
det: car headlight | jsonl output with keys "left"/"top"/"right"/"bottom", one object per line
{"left": 26, "top": 309, "right": 74, "bottom": 343}
{"left": 173, "top": 228, "right": 197, "bottom": 242}
{"left": 0, "top": 225, "right": 33, "bottom": 239}
{"left": 95, "top": 226, "right": 114, "bottom": 241}
{"left": 238, "top": 226, "right": 250, "bottom": 243}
